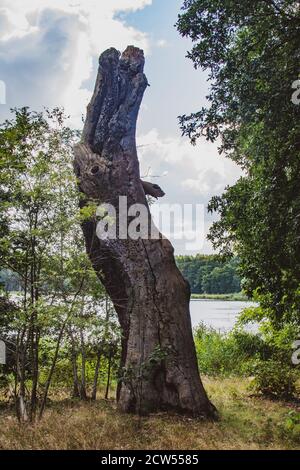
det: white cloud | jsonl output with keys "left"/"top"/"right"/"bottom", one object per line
{"left": 137, "top": 128, "right": 241, "bottom": 196}
{"left": 137, "top": 128, "right": 241, "bottom": 253}
{"left": 0, "top": 1, "right": 152, "bottom": 49}
{"left": 156, "top": 39, "right": 167, "bottom": 48}
{"left": 182, "top": 171, "right": 225, "bottom": 195}
{"left": 0, "top": 0, "right": 152, "bottom": 126}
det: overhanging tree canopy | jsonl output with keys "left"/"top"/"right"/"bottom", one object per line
{"left": 177, "top": 0, "right": 300, "bottom": 326}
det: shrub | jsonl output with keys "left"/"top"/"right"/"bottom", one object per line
{"left": 249, "top": 360, "right": 299, "bottom": 400}
{"left": 194, "top": 322, "right": 300, "bottom": 400}
{"left": 194, "top": 323, "right": 265, "bottom": 376}
{"left": 281, "top": 410, "right": 300, "bottom": 443}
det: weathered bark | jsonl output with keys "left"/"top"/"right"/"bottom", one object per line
{"left": 74, "top": 46, "right": 217, "bottom": 418}
{"left": 140, "top": 180, "right": 165, "bottom": 199}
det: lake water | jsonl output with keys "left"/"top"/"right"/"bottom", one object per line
{"left": 190, "top": 299, "right": 257, "bottom": 332}
{"left": 9, "top": 293, "right": 255, "bottom": 333}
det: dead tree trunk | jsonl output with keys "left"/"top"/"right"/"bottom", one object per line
{"left": 74, "top": 46, "right": 217, "bottom": 418}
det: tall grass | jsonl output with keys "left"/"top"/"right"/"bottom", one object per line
{"left": 0, "top": 377, "right": 299, "bottom": 449}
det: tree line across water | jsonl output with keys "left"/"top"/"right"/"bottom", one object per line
{"left": 176, "top": 255, "right": 241, "bottom": 295}
{"left": 1, "top": 255, "right": 242, "bottom": 296}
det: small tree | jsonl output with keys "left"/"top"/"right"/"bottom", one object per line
{"left": 0, "top": 108, "right": 107, "bottom": 421}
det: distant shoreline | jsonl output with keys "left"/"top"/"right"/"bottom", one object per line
{"left": 191, "top": 292, "right": 250, "bottom": 301}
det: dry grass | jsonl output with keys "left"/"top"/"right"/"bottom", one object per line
{"left": 0, "top": 377, "right": 299, "bottom": 450}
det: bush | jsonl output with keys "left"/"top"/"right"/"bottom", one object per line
{"left": 281, "top": 411, "right": 300, "bottom": 443}
{"left": 194, "top": 322, "right": 300, "bottom": 401}
{"left": 249, "top": 360, "right": 299, "bottom": 400}
{"left": 194, "top": 323, "right": 266, "bottom": 376}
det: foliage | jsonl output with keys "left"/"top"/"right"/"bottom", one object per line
{"left": 176, "top": 254, "right": 242, "bottom": 294}
{"left": 194, "top": 322, "right": 270, "bottom": 376}
{"left": 194, "top": 317, "right": 300, "bottom": 400}
{"left": 120, "top": 345, "right": 170, "bottom": 415}
{"left": 282, "top": 410, "right": 300, "bottom": 442}
{"left": 177, "top": 1, "right": 300, "bottom": 327}
{"left": 0, "top": 108, "right": 121, "bottom": 421}
{"left": 249, "top": 359, "right": 299, "bottom": 400}
{"left": 191, "top": 292, "right": 248, "bottom": 300}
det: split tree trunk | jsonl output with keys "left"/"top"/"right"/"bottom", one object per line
{"left": 74, "top": 46, "right": 217, "bottom": 418}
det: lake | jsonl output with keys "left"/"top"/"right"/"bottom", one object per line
{"left": 190, "top": 299, "right": 257, "bottom": 332}
{"left": 9, "top": 293, "right": 255, "bottom": 333}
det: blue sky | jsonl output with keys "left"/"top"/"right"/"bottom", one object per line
{"left": 0, "top": 0, "right": 241, "bottom": 254}
{"left": 120, "top": 0, "right": 210, "bottom": 136}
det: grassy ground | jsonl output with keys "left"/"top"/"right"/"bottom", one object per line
{"left": 191, "top": 292, "right": 250, "bottom": 301}
{"left": 0, "top": 377, "right": 299, "bottom": 450}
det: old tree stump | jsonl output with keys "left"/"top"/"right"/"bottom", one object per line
{"left": 74, "top": 46, "right": 217, "bottom": 418}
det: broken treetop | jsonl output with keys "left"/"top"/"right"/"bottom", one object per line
{"left": 82, "top": 46, "right": 148, "bottom": 157}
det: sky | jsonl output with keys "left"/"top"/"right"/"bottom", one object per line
{"left": 0, "top": 0, "right": 241, "bottom": 254}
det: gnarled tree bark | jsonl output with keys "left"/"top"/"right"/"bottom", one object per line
{"left": 74, "top": 46, "right": 217, "bottom": 418}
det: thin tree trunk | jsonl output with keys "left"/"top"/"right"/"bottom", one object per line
{"left": 74, "top": 46, "right": 217, "bottom": 418}
{"left": 91, "top": 350, "right": 101, "bottom": 401}
{"left": 71, "top": 347, "right": 80, "bottom": 398}
{"left": 38, "top": 323, "right": 65, "bottom": 419}
{"left": 79, "top": 328, "right": 87, "bottom": 400}
{"left": 29, "top": 327, "right": 39, "bottom": 422}
{"left": 29, "top": 211, "right": 40, "bottom": 423}
{"left": 68, "top": 329, "right": 80, "bottom": 398}
{"left": 39, "top": 280, "right": 85, "bottom": 419}
{"left": 17, "top": 342, "right": 28, "bottom": 423}
{"left": 105, "top": 350, "right": 112, "bottom": 400}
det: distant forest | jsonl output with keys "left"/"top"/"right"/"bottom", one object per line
{"left": 176, "top": 255, "right": 242, "bottom": 294}
{"left": 1, "top": 255, "right": 242, "bottom": 295}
